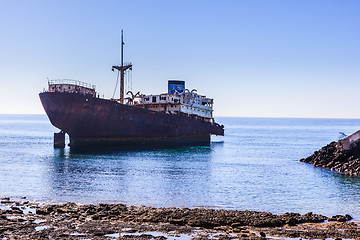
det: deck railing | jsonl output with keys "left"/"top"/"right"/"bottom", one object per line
{"left": 48, "top": 79, "right": 96, "bottom": 90}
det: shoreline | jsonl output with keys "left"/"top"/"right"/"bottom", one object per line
{"left": 1, "top": 197, "right": 359, "bottom": 239}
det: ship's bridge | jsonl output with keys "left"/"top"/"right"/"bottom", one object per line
{"left": 134, "top": 91, "right": 214, "bottom": 123}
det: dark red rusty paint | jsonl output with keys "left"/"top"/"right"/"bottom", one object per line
{"left": 39, "top": 92, "right": 224, "bottom": 147}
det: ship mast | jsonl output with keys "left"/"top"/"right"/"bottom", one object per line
{"left": 112, "top": 30, "right": 132, "bottom": 104}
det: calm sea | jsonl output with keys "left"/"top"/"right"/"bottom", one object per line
{"left": 1, "top": 114, "right": 360, "bottom": 219}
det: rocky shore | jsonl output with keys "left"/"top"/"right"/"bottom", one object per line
{"left": 0, "top": 197, "right": 359, "bottom": 239}
{"left": 300, "top": 130, "right": 360, "bottom": 176}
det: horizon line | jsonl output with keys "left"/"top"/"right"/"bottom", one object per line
{"left": 1, "top": 113, "right": 360, "bottom": 120}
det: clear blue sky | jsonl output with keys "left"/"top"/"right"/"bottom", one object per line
{"left": 0, "top": 0, "right": 359, "bottom": 118}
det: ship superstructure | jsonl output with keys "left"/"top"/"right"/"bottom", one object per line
{"left": 47, "top": 79, "right": 96, "bottom": 97}
{"left": 124, "top": 80, "right": 215, "bottom": 123}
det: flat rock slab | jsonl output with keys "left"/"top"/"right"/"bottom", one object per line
{"left": 0, "top": 197, "right": 359, "bottom": 239}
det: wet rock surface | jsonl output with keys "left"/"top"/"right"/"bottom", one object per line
{"left": 0, "top": 197, "right": 359, "bottom": 239}
{"left": 300, "top": 137, "right": 360, "bottom": 176}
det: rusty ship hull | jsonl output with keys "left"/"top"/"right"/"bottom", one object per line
{"left": 39, "top": 91, "right": 224, "bottom": 147}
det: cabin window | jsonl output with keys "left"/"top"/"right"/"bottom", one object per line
{"left": 152, "top": 96, "right": 157, "bottom": 103}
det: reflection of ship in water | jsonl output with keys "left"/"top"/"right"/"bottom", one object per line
{"left": 39, "top": 31, "right": 224, "bottom": 148}
{"left": 48, "top": 146, "right": 213, "bottom": 204}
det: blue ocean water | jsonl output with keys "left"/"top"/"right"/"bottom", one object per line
{"left": 1, "top": 114, "right": 360, "bottom": 219}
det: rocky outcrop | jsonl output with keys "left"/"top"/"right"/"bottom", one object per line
{"left": 300, "top": 130, "right": 360, "bottom": 176}
{"left": 0, "top": 197, "right": 358, "bottom": 239}
{"left": 34, "top": 203, "right": 328, "bottom": 228}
